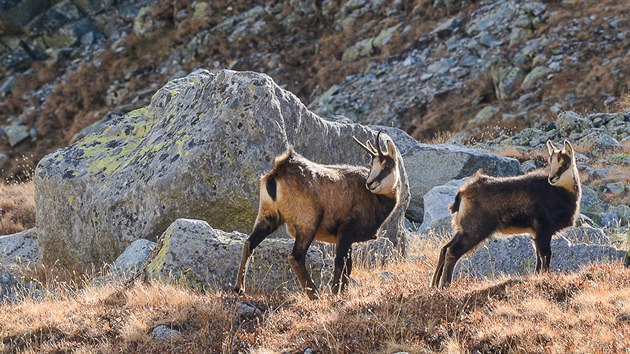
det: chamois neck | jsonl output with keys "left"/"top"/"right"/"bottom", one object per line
{"left": 554, "top": 165, "right": 581, "bottom": 197}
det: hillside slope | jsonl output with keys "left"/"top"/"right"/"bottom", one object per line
{"left": 1, "top": 0, "right": 629, "bottom": 179}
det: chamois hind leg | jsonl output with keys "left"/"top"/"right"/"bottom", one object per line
{"left": 533, "top": 234, "right": 552, "bottom": 273}
{"left": 432, "top": 237, "right": 457, "bottom": 288}
{"left": 234, "top": 217, "right": 280, "bottom": 294}
{"left": 331, "top": 238, "right": 353, "bottom": 296}
{"left": 288, "top": 226, "right": 319, "bottom": 300}
{"left": 439, "top": 230, "right": 490, "bottom": 288}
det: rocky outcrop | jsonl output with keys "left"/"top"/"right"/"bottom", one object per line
{"left": 111, "top": 238, "right": 155, "bottom": 276}
{"left": 145, "top": 219, "right": 330, "bottom": 292}
{"left": 403, "top": 145, "right": 521, "bottom": 222}
{"left": 34, "top": 69, "right": 412, "bottom": 267}
{"left": 0, "top": 228, "right": 40, "bottom": 265}
{"left": 454, "top": 235, "right": 626, "bottom": 280}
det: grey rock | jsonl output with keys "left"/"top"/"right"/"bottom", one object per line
{"left": 146, "top": 219, "right": 330, "bottom": 292}
{"left": 0, "top": 45, "right": 32, "bottom": 71}
{"left": 472, "top": 106, "right": 498, "bottom": 123}
{"left": 597, "top": 134, "right": 620, "bottom": 148}
{"left": 353, "top": 236, "right": 397, "bottom": 268}
{"left": 403, "top": 144, "right": 521, "bottom": 222}
{"left": 373, "top": 25, "right": 400, "bottom": 49}
{"left": 342, "top": 37, "right": 374, "bottom": 61}
{"left": 25, "top": 0, "right": 81, "bottom": 35}
{"left": 520, "top": 66, "right": 550, "bottom": 90}
{"left": 3, "top": 120, "right": 29, "bottom": 147}
{"left": 419, "top": 178, "right": 467, "bottom": 234}
{"left": 0, "top": 268, "right": 20, "bottom": 303}
{"left": 35, "top": 70, "right": 411, "bottom": 267}
{"left": 112, "top": 239, "right": 155, "bottom": 276}
{"left": 0, "top": 75, "right": 17, "bottom": 95}
{"left": 606, "top": 183, "right": 625, "bottom": 196}
{"left": 580, "top": 186, "right": 608, "bottom": 223}
{"left": 562, "top": 226, "right": 609, "bottom": 245}
{"left": 555, "top": 111, "right": 591, "bottom": 137}
{"left": 152, "top": 325, "right": 180, "bottom": 340}
{"left": 237, "top": 301, "right": 262, "bottom": 318}
{"left": 455, "top": 235, "right": 626, "bottom": 280}
{"left": 0, "top": 228, "right": 40, "bottom": 265}
{"left": 0, "top": 0, "right": 49, "bottom": 35}
{"left": 492, "top": 66, "right": 526, "bottom": 100}
{"left": 70, "top": 111, "right": 121, "bottom": 143}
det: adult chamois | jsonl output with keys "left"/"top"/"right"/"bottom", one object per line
{"left": 432, "top": 140, "right": 582, "bottom": 288}
{"left": 234, "top": 131, "right": 402, "bottom": 299}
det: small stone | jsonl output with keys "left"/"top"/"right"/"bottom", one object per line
{"left": 597, "top": 135, "right": 620, "bottom": 148}
{"left": 0, "top": 75, "right": 17, "bottom": 96}
{"left": 521, "top": 66, "right": 550, "bottom": 90}
{"left": 606, "top": 183, "right": 625, "bottom": 196}
{"left": 152, "top": 325, "right": 180, "bottom": 340}
{"left": 472, "top": 106, "right": 498, "bottom": 123}
{"left": 238, "top": 301, "right": 262, "bottom": 318}
{"left": 3, "top": 121, "right": 30, "bottom": 147}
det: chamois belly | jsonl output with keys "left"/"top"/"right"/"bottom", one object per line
{"left": 315, "top": 230, "right": 338, "bottom": 243}
{"left": 495, "top": 226, "right": 535, "bottom": 237}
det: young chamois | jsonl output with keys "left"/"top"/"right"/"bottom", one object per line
{"left": 432, "top": 140, "right": 582, "bottom": 288}
{"left": 234, "top": 131, "right": 402, "bottom": 300}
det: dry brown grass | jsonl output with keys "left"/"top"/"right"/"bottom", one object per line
{"left": 618, "top": 92, "right": 630, "bottom": 111}
{"left": 0, "top": 236, "right": 628, "bottom": 353}
{"left": 0, "top": 180, "right": 35, "bottom": 235}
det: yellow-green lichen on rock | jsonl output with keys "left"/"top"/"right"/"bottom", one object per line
{"left": 34, "top": 69, "right": 411, "bottom": 269}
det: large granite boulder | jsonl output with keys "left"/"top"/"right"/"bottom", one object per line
{"left": 35, "top": 69, "right": 411, "bottom": 268}
{"left": 418, "top": 178, "right": 467, "bottom": 234}
{"left": 403, "top": 145, "right": 521, "bottom": 222}
{"left": 454, "top": 235, "right": 626, "bottom": 280}
{"left": 145, "top": 218, "right": 330, "bottom": 292}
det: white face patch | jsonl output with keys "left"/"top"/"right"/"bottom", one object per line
{"left": 548, "top": 150, "right": 575, "bottom": 190}
{"left": 366, "top": 157, "right": 398, "bottom": 195}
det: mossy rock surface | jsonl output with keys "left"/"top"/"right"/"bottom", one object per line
{"left": 35, "top": 69, "right": 412, "bottom": 268}
{"left": 146, "top": 218, "right": 329, "bottom": 292}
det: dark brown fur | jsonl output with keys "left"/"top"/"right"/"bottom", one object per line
{"left": 432, "top": 163, "right": 581, "bottom": 288}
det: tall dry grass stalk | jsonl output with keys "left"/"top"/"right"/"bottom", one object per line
{"left": 0, "top": 180, "right": 35, "bottom": 235}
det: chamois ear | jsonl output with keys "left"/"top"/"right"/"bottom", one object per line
{"left": 546, "top": 140, "right": 557, "bottom": 156}
{"left": 386, "top": 139, "right": 398, "bottom": 163}
{"left": 563, "top": 140, "right": 574, "bottom": 157}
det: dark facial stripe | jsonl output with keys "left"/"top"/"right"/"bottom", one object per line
{"left": 372, "top": 157, "right": 394, "bottom": 183}
{"left": 552, "top": 154, "right": 571, "bottom": 178}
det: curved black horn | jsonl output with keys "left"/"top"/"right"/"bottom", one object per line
{"left": 353, "top": 136, "right": 376, "bottom": 156}
{"left": 375, "top": 130, "right": 385, "bottom": 156}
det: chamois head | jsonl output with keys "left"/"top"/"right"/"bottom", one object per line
{"left": 353, "top": 130, "right": 400, "bottom": 196}
{"left": 546, "top": 139, "right": 577, "bottom": 189}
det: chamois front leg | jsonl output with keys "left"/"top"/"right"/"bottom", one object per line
{"left": 288, "top": 228, "right": 319, "bottom": 300}
{"left": 331, "top": 239, "right": 353, "bottom": 296}
{"left": 432, "top": 237, "right": 456, "bottom": 288}
{"left": 234, "top": 218, "right": 279, "bottom": 294}
{"left": 533, "top": 234, "right": 552, "bottom": 273}
{"left": 438, "top": 232, "right": 479, "bottom": 288}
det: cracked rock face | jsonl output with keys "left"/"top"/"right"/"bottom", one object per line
{"left": 34, "top": 69, "right": 411, "bottom": 268}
